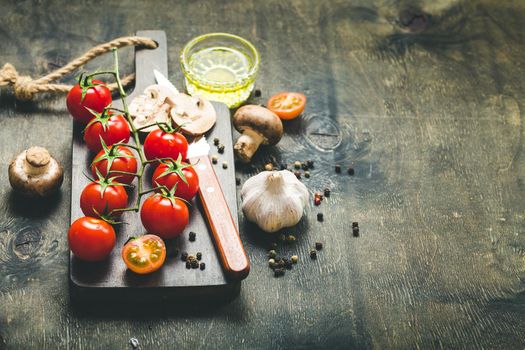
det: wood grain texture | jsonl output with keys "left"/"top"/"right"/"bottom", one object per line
{"left": 0, "top": 0, "right": 525, "bottom": 349}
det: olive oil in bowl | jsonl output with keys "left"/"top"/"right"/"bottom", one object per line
{"left": 181, "top": 33, "right": 260, "bottom": 108}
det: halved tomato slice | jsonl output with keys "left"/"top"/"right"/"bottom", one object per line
{"left": 122, "top": 234, "right": 166, "bottom": 274}
{"left": 267, "top": 92, "right": 307, "bottom": 120}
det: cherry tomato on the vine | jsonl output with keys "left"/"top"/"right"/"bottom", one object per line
{"left": 121, "top": 235, "right": 166, "bottom": 274}
{"left": 143, "top": 129, "right": 188, "bottom": 162}
{"left": 68, "top": 216, "right": 116, "bottom": 261}
{"left": 267, "top": 92, "right": 307, "bottom": 120}
{"left": 67, "top": 77, "right": 112, "bottom": 124}
{"left": 140, "top": 193, "right": 189, "bottom": 239}
{"left": 83, "top": 110, "right": 130, "bottom": 153}
{"left": 80, "top": 180, "right": 128, "bottom": 218}
{"left": 91, "top": 145, "right": 138, "bottom": 185}
{"left": 152, "top": 158, "right": 199, "bottom": 201}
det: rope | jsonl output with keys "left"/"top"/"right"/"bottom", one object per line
{"left": 0, "top": 36, "right": 157, "bottom": 100}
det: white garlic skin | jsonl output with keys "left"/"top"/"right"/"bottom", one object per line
{"left": 241, "top": 170, "right": 309, "bottom": 233}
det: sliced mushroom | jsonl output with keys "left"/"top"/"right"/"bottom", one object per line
{"left": 8, "top": 146, "right": 64, "bottom": 197}
{"left": 129, "top": 84, "right": 173, "bottom": 132}
{"left": 168, "top": 93, "right": 217, "bottom": 136}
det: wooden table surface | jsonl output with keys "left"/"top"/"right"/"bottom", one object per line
{"left": 1, "top": 0, "right": 524, "bottom": 349}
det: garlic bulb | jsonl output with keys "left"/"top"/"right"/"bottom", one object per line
{"left": 241, "top": 170, "right": 309, "bottom": 233}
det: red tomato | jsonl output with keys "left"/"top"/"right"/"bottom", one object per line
{"left": 152, "top": 161, "right": 199, "bottom": 201}
{"left": 83, "top": 112, "right": 130, "bottom": 153}
{"left": 267, "top": 92, "right": 307, "bottom": 120}
{"left": 122, "top": 235, "right": 166, "bottom": 274}
{"left": 68, "top": 217, "right": 116, "bottom": 261}
{"left": 66, "top": 78, "right": 112, "bottom": 124}
{"left": 91, "top": 146, "right": 138, "bottom": 185}
{"left": 143, "top": 129, "right": 188, "bottom": 162}
{"left": 80, "top": 181, "right": 128, "bottom": 218}
{"left": 140, "top": 193, "right": 189, "bottom": 239}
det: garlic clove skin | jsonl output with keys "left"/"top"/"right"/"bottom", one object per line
{"left": 241, "top": 170, "right": 309, "bottom": 233}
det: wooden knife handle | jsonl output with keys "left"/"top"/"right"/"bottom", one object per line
{"left": 191, "top": 155, "right": 250, "bottom": 280}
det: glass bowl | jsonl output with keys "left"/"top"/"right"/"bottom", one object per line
{"left": 180, "top": 33, "right": 260, "bottom": 108}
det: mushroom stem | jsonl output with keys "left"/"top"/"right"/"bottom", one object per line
{"left": 23, "top": 147, "right": 51, "bottom": 176}
{"left": 234, "top": 129, "right": 265, "bottom": 163}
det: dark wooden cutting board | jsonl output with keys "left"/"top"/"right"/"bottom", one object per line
{"left": 69, "top": 30, "right": 241, "bottom": 303}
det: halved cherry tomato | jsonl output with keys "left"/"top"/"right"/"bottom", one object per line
{"left": 152, "top": 159, "right": 199, "bottom": 201}
{"left": 267, "top": 92, "right": 307, "bottom": 120}
{"left": 140, "top": 193, "right": 189, "bottom": 239}
{"left": 83, "top": 111, "right": 130, "bottom": 153}
{"left": 91, "top": 145, "right": 138, "bottom": 185}
{"left": 66, "top": 77, "right": 112, "bottom": 124}
{"left": 143, "top": 129, "right": 188, "bottom": 162}
{"left": 122, "top": 234, "right": 166, "bottom": 274}
{"left": 80, "top": 180, "right": 128, "bottom": 218}
{"left": 68, "top": 217, "right": 116, "bottom": 261}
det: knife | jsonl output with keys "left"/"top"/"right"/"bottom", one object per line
{"left": 155, "top": 71, "right": 250, "bottom": 280}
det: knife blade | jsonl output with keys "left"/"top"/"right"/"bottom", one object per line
{"left": 153, "top": 69, "right": 179, "bottom": 95}
{"left": 155, "top": 71, "right": 250, "bottom": 280}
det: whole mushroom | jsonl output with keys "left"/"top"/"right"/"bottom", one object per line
{"left": 233, "top": 105, "right": 283, "bottom": 162}
{"left": 9, "top": 146, "right": 64, "bottom": 197}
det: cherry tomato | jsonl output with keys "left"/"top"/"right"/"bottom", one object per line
{"left": 152, "top": 160, "right": 199, "bottom": 201}
{"left": 66, "top": 78, "right": 112, "bottom": 124}
{"left": 122, "top": 234, "right": 166, "bottom": 274}
{"left": 267, "top": 92, "right": 307, "bottom": 120}
{"left": 140, "top": 193, "right": 189, "bottom": 239}
{"left": 68, "top": 217, "right": 116, "bottom": 261}
{"left": 80, "top": 180, "right": 128, "bottom": 218}
{"left": 91, "top": 145, "right": 138, "bottom": 185}
{"left": 83, "top": 111, "right": 130, "bottom": 153}
{"left": 143, "top": 129, "right": 188, "bottom": 162}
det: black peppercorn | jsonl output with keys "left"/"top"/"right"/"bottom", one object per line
{"left": 285, "top": 260, "right": 293, "bottom": 269}
{"left": 218, "top": 144, "right": 225, "bottom": 154}
{"left": 196, "top": 252, "right": 202, "bottom": 260}
{"left": 185, "top": 261, "right": 191, "bottom": 269}
{"left": 294, "top": 171, "right": 301, "bottom": 179}
{"left": 348, "top": 167, "right": 355, "bottom": 175}
{"left": 274, "top": 268, "right": 285, "bottom": 277}
{"left": 200, "top": 262, "right": 206, "bottom": 270}
{"left": 278, "top": 259, "right": 285, "bottom": 268}
{"left": 213, "top": 137, "right": 220, "bottom": 146}
{"left": 280, "top": 163, "right": 287, "bottom": 170}
{"left": 301, "top": 163, "right": 309, "bottom": 171}
{"left": 306, "top": 160, "right": 314, "bottom": 168}
{"left": 309, "top": 249, "right": 317, "bottom": 259}
{"left": 353, "top": 227, "right": 360, "bottom": 237}
{"left": 236, "top": 177, "right": 241, "bottom": 186}
{"left": 268, "top": 249, "right": 277, "bottom": 259}
{"left": 352, "top": 222, "right": 359, "bottom": 228}
{"left": 335, "top": 165, "right": 341, "bottom": 173}
{"left": 191, "top": 260, "right": 199, "bottom": 269}
{"left": 181, "top": 252, "right": 188, "bottom": 261}
{"left": 315, "top": 242, "right": 323, "bottom": 250}
{"left": 304, "top": 171, "right": 310, "bottom": 178}
{"left": 324, "top": 188, "right": 331, "bottom": 197}
{"left": 189, "top": 232, "right": 196, "bottom": 241}
{"left": 317, "top": 213, "right": 324, "bottom": 221}
{"left": 254, "top": 89, "right": 261, "bottom": 97}
{"left": 211, "top": 155, "right": 218, "bottom": 164}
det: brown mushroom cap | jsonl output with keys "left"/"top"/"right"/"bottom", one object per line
{"left": 8, "top": 147, "right": 64, "bottom": 197}
{"left": 233, "top": 105, "right": 283, "bottom": 145}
